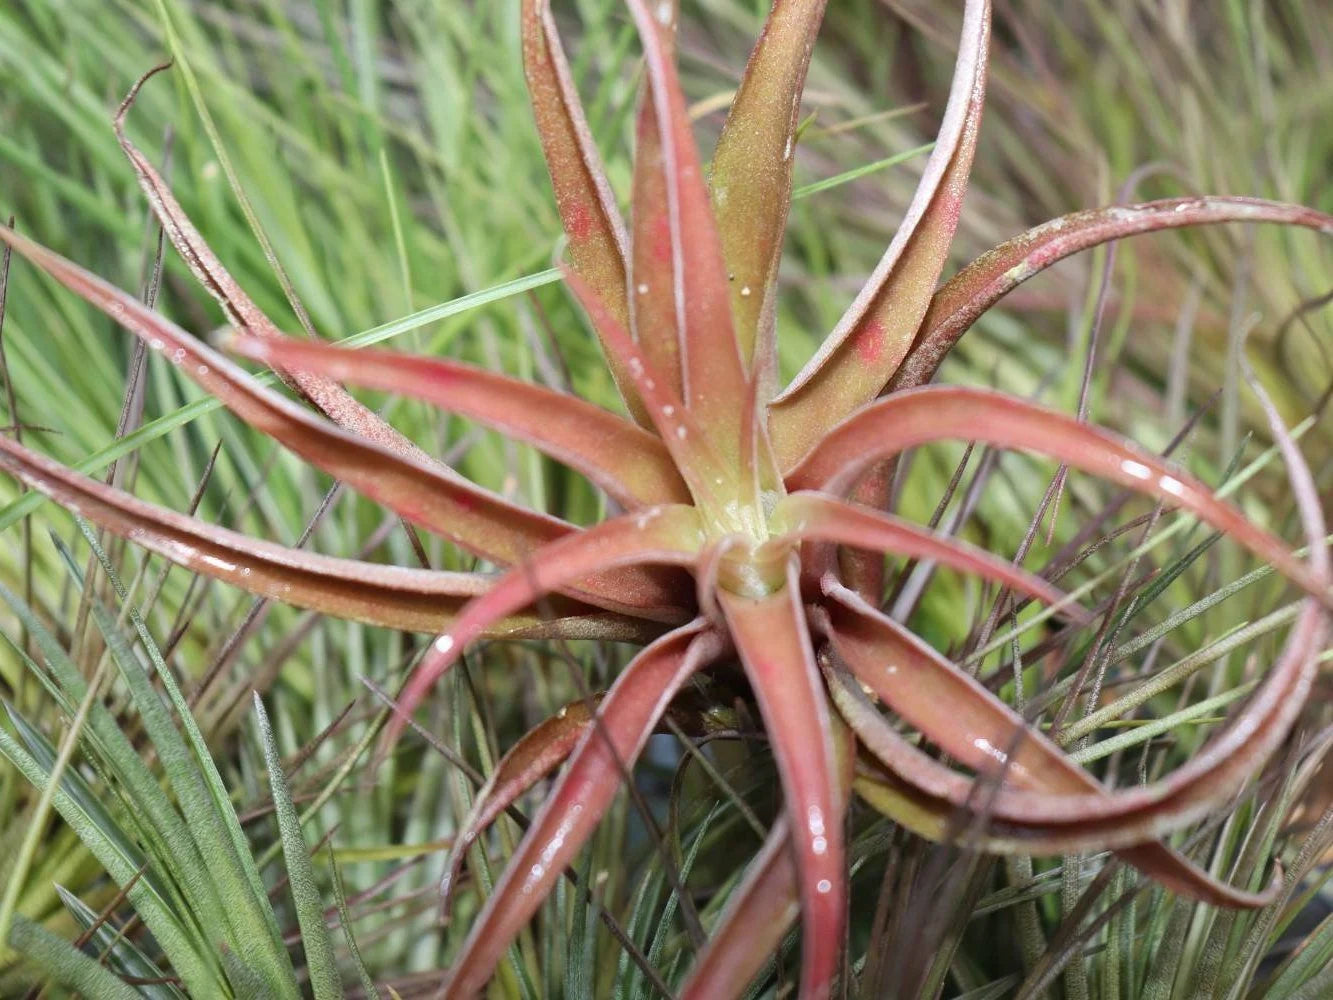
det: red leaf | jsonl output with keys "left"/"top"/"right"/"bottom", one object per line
{"left": 116, "top": 67, "right": 436, "bottom": 464}
{"left": 624, "top": 0, "right": 753, "bottom": 469}
{"left": 768, "top": 0, "right": 992, "bottom": 467}
{"left": 440, "top": 698, "right": 600, "bottom": 916}
{"left": 227, "top": 334, "right": 689, "bottom": 509}
{"left": 0, "top": 226, "right": 680, "bottom": 615}
{"left": 789, "top": 386, "right": 1333, "bottom": 609}
{"left": 382, "top": 504, "right": 705, "bottom": 752}
{"left": 628, "top": 0, "right": 685, "bottom": 400}
{"left": 0, "top": 434, "right": 651, "bottom": 641}
{"left": 891, "top": 197, "right": 1333, "bottom": 392}
{"left": 563, "top": 266, "right": 735, "bottom": 509}
{"left": 522, "top": 0, "right": 650, "bottom": 426}
{"left": 821, "top": 583, "right": 1321, "bottom": 905}
{"left": 711, "top": 0, "right": 830, "bottom": 380}
{"left": 678, "top": 819, "right": 799, "bottom": 1000}
{"left": 771, "top": 491, "right": 1084, "bottom": 619}
{"left": 441, "top": 622, "right": 723, "bottom": 996}
{"left": 719, "top": 562, "right": 845, "bottom": 999}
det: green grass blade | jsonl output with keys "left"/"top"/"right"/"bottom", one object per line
{"left": 0, "top": 707, "right": 220, "bottom": 994}
{"left": 55, "top": 883, "right": 187, "bottom": 1000}
{"left": 64, "top": 528, "right": 300, "bottom": 998}
{"left": 253, "top": 693, "right": 345, "bottom": 1000}
{"left": 6, "top": 913, "right": 142, "bottom": 1000}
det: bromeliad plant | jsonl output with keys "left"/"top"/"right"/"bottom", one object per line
{"left": 2, "top": 0, "right": 1332, "bottom": 995}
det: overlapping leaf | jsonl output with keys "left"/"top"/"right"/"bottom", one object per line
{"left": 768, "top": 0, "right": 992, "bottom": 467}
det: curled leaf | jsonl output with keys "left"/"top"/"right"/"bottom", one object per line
{"left": 771, "top": 490, "right": 1084, "bottom": 619}
{"left": 0, "top": 433, "right": 649, "bottom": 641}
{"left": 790, "top": 386, "right": 1333, "bottom": 608}
{"left": 892, "top": 197, "right": 1333, "bottom": 392}
{"left": 383, "top": 504, "right": 705, "bottom": 752}
{"left": 116, "top": 65, "right": 433, "bottom": 464}
{"left": 822, "top": 583, "right": 1320, "bottom": 904}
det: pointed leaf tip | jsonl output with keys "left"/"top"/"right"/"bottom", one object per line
{"left": 624, "top": 0, "right": 752, "bottom": 467}
{"left": 522, "top": 0, "right": 651, "bottom": 426}
{"left": 711, "top": 0, "right": 830, "bottom": 378}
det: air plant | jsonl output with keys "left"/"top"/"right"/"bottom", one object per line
{"left": 0, "top": 0, "right": 1330, "bottom": 997}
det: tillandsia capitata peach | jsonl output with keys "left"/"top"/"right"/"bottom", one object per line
{"left": 2, "top": 0, "right": 1332, "bottom": 996}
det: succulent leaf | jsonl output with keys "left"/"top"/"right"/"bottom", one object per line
{"left": 0, "top": 226, "right": 681, "bottom": 615}
{"left": 382, "top": 504, "right": 705, "bottom": 752}
{"left": 820, "top": 590, "right": 1299, "bottom": 906}
{"left": 790, "top": 386, "right": 1333, "bottom": 608}
{"left": 628, "top": 0, "right": 686, "bottom": 400}
{"left": 227, "top": 333, "right": 690, "bottom": 508}
{"left": 711, "top": 0, "right": 829, "bottom": 382}
{"left": 522, "top": 0, "right": 650, "bottom": 426}
{"left": 768, "top": 0, "right": 992, "bottom": 467}
{"left": 625, "top": 0, "right": 755, "bottom": 472}
{"left": 440, "top": 622, "right": 723, "bottom": 997}
{"left": 0, "top": 433, "right": 649, "bottom": 640}
{"left": 719, "top": 562, "right": 844, "bottom": 999}
{"left": 771, "top": 491, "right": 1082, "bottom": 616}
{"left": 892, "top": 197, "right": 1333, "bottom": 392}
{"left": 4, "top": 4, "right": 1330, "bottom": 996}
{"left": 116, "top": 66, "right": 436, "bottom": 465}
{"left": 678, "top": 817, "right": 799, "bottom": 999}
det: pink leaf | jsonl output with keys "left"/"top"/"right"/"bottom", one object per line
{"left": 891, "top": 197, "right": 1333, "bottom": 391}
{"left": 440, "top": 698, "right": 600, "bottom": 917}
{"left": 719, "top": 561, "right": 845, "bottom": 1000}
{"left": 770, "top": 490, "right": 1084, "bottom": 620}
{"left": 440, "top": 622, "right": 723, "bottom": 997}
{"left": 522, "top": 0, "right": 650, "bottom": 426}
{"left": 382, "top": 504, "right": 705, "bottom": 752}
{"left": 821, "top": 583, "right": 1322, "bottom": 904}
{"left": 116, "top": 68, "right": 437, "bottom": 463}
{"left": 678, "top": 819, "right": 799, "bottom": 999}
{"left": 0, "top": 226, "right": 681, "bottom": 614}
{"left": 789, "top": 386, "right": 1333, "bottom": 609}
{"left": 711, "top": 0, "right": 829, "bottom": 380}
{"left": 0, "top": 433, "right": 651, "bottom": 641}
{"left": 227, "top": 334, "right": 689, "bottom": 509}
{"left": 563, "top": 266, "right": 734, "bottom": 508}
{"left": 628, "top": 0, "right": 685, "bottom": 400}
{"left": 768, "top": 0, "right": 991, "bottom": 467}
{"left": 624, "top": 0, "right": 754, "bottom": 469}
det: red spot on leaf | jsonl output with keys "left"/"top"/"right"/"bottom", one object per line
{"left": 855, "top": 319, "right": 886, "bottom": 365}
{"left": 566, "top": 200, "right": 594, "bottom": 241}
{"left": 1028, "top": 240, "right": 1064, "bottom": 271}
{"left": 934, "top": 188, "right": 964, "bottom": 233}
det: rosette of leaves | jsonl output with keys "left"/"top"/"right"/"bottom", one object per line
{"left": 1, "top": 0, "right": 1331, "bottom": 997}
